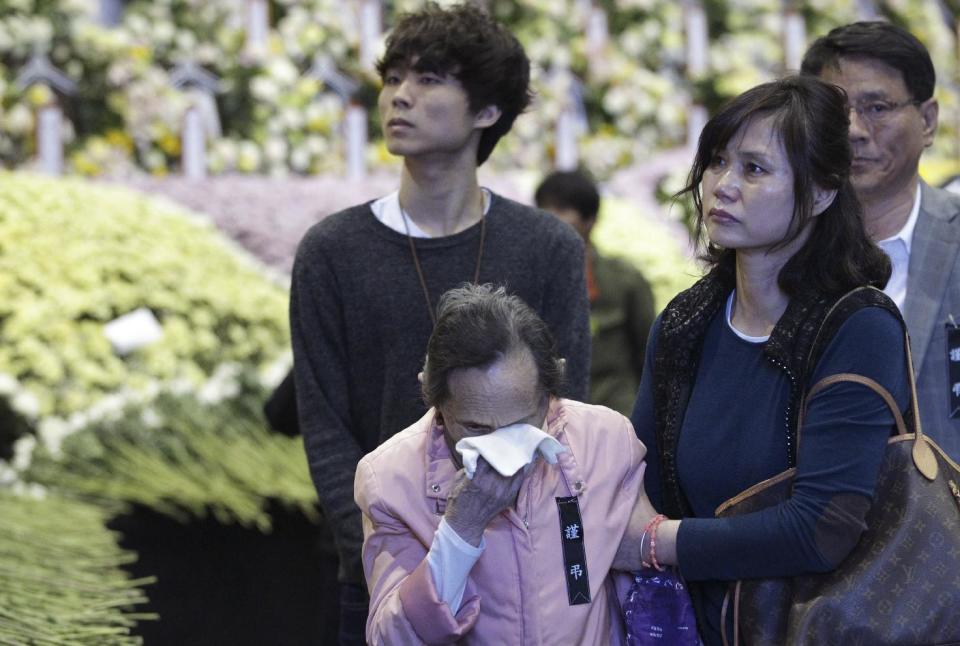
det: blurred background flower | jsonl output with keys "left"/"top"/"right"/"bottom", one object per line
{"left": 4, "top": 0, "right": 954, "bottom": 178}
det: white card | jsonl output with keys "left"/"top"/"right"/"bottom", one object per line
{"left": 103, "top": 307, "right": 164, "bottom": 355}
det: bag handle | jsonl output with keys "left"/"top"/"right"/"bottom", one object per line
{"left": 797, "top": 324, "right": 936, "bottom": 481}
{"left": 798, "top": 373, "right": 908, "bottom": 437}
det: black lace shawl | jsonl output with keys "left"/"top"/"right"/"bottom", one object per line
{"left": 651, "top": 266, "right": 902, "bottom": 519}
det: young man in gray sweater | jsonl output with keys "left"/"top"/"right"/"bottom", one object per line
{"left": 289, "top": 4, "right": 590, "bottom": 642}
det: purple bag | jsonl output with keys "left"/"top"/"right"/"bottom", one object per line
{"left": 624, "top": 567, "right": 702, "bottom": 645}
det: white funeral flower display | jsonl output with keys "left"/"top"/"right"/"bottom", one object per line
{"left": 1, "top": 0, "right": 957, "bottom": 176}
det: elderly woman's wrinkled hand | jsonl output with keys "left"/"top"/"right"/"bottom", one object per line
{"left": 444, "top": 457, "right": 526, "bottom": 547}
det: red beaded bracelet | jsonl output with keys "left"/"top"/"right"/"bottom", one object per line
{"left": 649, "top": 514, "right": 667, "bottom": 572}
{"left": 642, "top": 514, "right": 666, "bottom": 570}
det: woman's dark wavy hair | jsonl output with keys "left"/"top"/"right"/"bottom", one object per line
{"left": 421, "top": 284, "right": 564, "bottom": 408}
{"left": 678, "top": 75, "right": 891, "bottom": 297}
{"left": 376, "top": 2, "right": 533, "bottom": 166}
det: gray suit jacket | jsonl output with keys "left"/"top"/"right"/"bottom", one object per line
{"left": 903, "top": 181, "right": 960, "bottom": 460}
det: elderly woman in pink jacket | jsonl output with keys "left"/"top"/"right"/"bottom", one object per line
{"left": 354, "top": 283, "right": 648, "bottom": 644}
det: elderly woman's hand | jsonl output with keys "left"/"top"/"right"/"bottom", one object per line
{"left": 444, "top": 458, "right": 526, "bottom": 547}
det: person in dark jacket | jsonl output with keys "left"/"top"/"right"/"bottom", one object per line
{"left": 535, "top": 170, "right": 656, "bottom": 416}
{"left": 619, "top": 76, "right": 910, "bottom": 645}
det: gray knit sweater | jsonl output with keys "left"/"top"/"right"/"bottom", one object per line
{"left": 290, "top": 192, "right": 590, "bottom": 584}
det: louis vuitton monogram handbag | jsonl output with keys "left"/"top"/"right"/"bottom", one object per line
{"left": 716, "top": 319, "right": 960, "bottom": 645}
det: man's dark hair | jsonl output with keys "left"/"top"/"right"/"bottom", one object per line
{"left": 678, "top": 75, "right": 891, "bottom": 297}
{"left": 534, "top": 170, "right": 601, "bottom": 222}
{"left": 421, "top": 284, "right": 564, "bottom": 407}
{"left": 376, "top": 2, "right": 533, "bottom": 165}
{"left": 800, "top": 21, "right": 935, "bottom": 102}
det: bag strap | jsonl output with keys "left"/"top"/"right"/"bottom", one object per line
{"left": 797, "top": 323, "right": 937, "bottom": 481}
{"left": 720, "top": 581, "right": 742, "bottom": 646}
{"left": 798, "top": 373, "right": 908, "bottom": 438}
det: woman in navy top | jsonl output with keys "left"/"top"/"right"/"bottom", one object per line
{"left": 623, "top": 76, "right": 910, "bottom": 644}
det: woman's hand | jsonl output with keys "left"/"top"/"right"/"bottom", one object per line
{"left": 444, "top": 458, "right": 526, "bottom": 547}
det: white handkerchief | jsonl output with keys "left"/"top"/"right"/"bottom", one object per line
{"left": 455, "top": 423, "right": 568, "bottom": 480}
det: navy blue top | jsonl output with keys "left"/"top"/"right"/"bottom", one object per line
{"left": 631, "top": 304, "right": 909, "bottom": 644}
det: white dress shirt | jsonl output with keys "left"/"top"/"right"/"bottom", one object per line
{"left": 877, "top": 185, "right": 921, "bottom": 312}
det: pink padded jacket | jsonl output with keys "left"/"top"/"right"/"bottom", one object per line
{"left": 355, "top": 397, "right": 646, "bottom": 645}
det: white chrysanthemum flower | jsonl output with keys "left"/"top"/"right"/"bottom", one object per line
{"left": 168, "top": 378, "right": 195, "bottom": 396}
{"left": 265, "top": 137, "right": 288, "bottom": 162}
{"left": 268, "top": 57, "right": 299, "bottom": 86}
{"left": 526, "top": 39, "right": 553, "bottom": 64}
{"left": 196, "top": 43, "right": 220, "bottom": 64}
{"left": 552, "top": 48, "right": 573, "bottom": 71}
{"left": 24, "top": 16, "right": 54, "bottom": 48}
{"left": 143, "top": 380, "right": 162, "bottom": 401}
{"left": 140, "top": 407, "right": 163, "bottom": 429}
{"left": 237, "top": 141, "right": 262, "bottom": 172}
{"left": 12, "top": 481, "right": 47, "bottom": 500}
{"left": 280, "top": 107, "right": 304, "bottom": 130}
{"left": 107, "top": 61, "right": 134, "bottom": 86}
{"left": 38, "top": 417, "right": 71, "bottom": 459}
{"left": 304, "top": 135, "right": 328, "bottom": 156}
{"left": 175, "top": 29, "right": 197, "bottom": 52}
{"left": 143, "top": 149, "right": 166, "bottom": 171}
{"left": 61, "top": 0, "right": 93, "bottom": 14}
{"left": 87, "top": 392, "right": 128, "bottom": 422}
{"left": 6, "top": 104, "right": 34, "bottom": 135}
{"left": 150, "top": 20, "right": 177, "bottom": 44}
{"left": 619, "top": 30, "right": 646, "bottom": 58}
{"left": 126, "top": 14, "right": 151, "bottom": 36}
{"left": 602, "top": 86, "right": 631, "bottom": 115}
{"left": 289, "top": 146, "right": 310, "bottom": 172}
{"left": 260, "top": 353, "right": 292, "bottom": 389}
{"left": 0, "top": 463, "right": 17, "bottom": 486}
{"left": 315, "top": 93, "right": 344, "bottom": 115}
{"left": 66, "top": 410, "right": 90, "bottom": 432}
{"left": 0, "top": 374, "right": 17, "bottom": 396}
{"left": 251, "top": 76, "right": 279, "bottom": 102}
{"left": 212, "top": 139, "right": 239, "bottom": 165}
{"left": 215, "top": 363, "right": 243, "bottom": 382}
{"left": 197, "top": 363, "right": 243, "bottom": 404}
{"left": 11, "top": 390, "right": 40, "bottom": 419}
{"left": 11, "top": 435, "right": 36, "bottom": 472}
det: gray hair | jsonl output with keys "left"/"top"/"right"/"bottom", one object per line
{"left": 421, "top": 283, "right": 565, "bottom": 407}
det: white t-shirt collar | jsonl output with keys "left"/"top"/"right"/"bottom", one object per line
{"left": 371, "top": 189, "right": 492, "bottom": 239}
{"left": 725, "top": 290, "right": 770, "bottom": 344}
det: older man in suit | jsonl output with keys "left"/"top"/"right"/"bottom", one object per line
{"left": 802, "top": 22, "right": 960, "bottom": 459}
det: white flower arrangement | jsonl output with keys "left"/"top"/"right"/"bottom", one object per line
{"left": 15, "top": 364, "right": 317, "bottom": 530}
{"left": 0, "top": 179, "right": 304, "bottom": 572}
{"left": 1, "top": 0, "right": 958, "bottom": 175}
{"left": 0, "top": 172, "right": 289, "bottom": 422}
